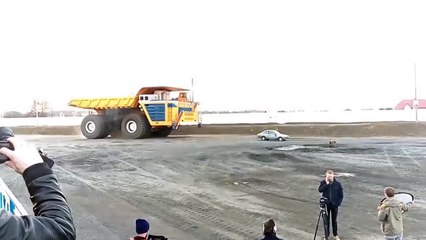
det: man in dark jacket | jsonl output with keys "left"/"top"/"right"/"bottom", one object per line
{"left": 0, "top": 136, "right": 76, "bottom": 240}
{"left": 318, "top": 170, "right": 343, "bottom": 240}
{"left": 259, "top": 219, "right": 284, "bottom": 240}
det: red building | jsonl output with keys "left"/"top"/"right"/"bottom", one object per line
{"left": 395, "top": 99, "right": 426, "bottom": 110}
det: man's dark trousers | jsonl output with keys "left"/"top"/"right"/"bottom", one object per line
{"left": 325, "top": 204, "right": 338, "bottom": 238}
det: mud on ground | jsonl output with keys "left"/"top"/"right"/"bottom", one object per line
{"left": 1, "top": 135, "right": 426, "bottom": 240}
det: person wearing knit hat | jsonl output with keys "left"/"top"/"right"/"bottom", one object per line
{"left": 129, "top": 219, "right": 149, "bottom": 240}
{"left": 260, "top": 219, "right": 284, "bottom": 240}
{"left": 129, "top": 218, "right": 168, "bottom": 240}
{"left": 136, "top": 219, "right": 150, "bottom": 234}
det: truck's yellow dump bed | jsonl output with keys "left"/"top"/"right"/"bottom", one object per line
{"left": 68, "top": 97, "right": 137, "bottom": 110}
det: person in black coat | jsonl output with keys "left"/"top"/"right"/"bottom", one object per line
{"left": 318, "top": 170, "right": 344, "bottom": 240}
{"left": 0, "top": 134, "right": 76, "bottom": 240}
{"left": 259, "top": 219, "right": 284, "bottom": 240}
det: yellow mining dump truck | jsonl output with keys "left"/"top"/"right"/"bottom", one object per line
{"left": 68, "top": 86, "right": 201, "bottom": 139}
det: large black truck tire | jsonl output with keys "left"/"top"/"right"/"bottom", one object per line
{"left": 121, "top": 113, "right": 151, "bottom": 139}
{"left": 81, "top": 115, "right": 110, "bottom": 139}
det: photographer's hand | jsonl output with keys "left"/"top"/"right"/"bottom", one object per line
{"left": 0, "top": 137, "right": 43, "bottom": 174}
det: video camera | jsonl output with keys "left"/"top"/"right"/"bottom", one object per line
{"left": 0, "top": 127, "right": 54, "bottom": 167}
{"left": 319, "top": 197, "right": 328, "bottom": 210}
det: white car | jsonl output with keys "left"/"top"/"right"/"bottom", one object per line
{"left": 257, "top": 130, "right": 289, "bottom": 141}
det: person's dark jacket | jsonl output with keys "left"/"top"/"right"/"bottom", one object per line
{"left": 131, "top": 235, "right": 168, "bottom": 240}
{"left": 260, "top": 234, "right": 283, "bottom": 240}
{"left": 318, "top": 178, "right": 344, "bottom": 207}
{"left": 0, "top": 162, "right": 76, "bottom": 240}
{"left": 148, "top": 235, "right": 168, "bottom": 240}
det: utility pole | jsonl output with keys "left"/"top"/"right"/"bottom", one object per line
{"left": 414, "top": 63, "right": 418, "bottom": 122}
{"left": 191, "top": 78, "right": 195, "bottom": 102}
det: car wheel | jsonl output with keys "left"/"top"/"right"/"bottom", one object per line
{"left": 278, "top": 137, "right": 284, "bottom": 141}
{"left": 261, "top": 136, "right": 266, "bottom": 141}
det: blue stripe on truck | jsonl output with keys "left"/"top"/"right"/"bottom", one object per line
{"left": 145, "top": 104, "right": 165, "bottom": 121}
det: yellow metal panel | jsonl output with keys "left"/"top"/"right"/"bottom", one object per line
{"left": 68, "top": 97, "right": 136, "bottom": 110}
{"left": 150, "top": 121, "right": 172, "bottom": 126}
{"left": 180, "top": 112, "right": 199, "bottom": 123}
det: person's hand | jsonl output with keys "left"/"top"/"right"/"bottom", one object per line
{"left": 0, "top": 137, "right": 43, "bottom": 174}
{"left": 378, "top": 203, "right": 387, "bottom": 211}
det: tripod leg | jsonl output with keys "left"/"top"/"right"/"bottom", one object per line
{"left": 313, "top": 211, "right": 322, "bottom": 240}
{"left": 322, "top": 210, "right": 329, "bottom": 240}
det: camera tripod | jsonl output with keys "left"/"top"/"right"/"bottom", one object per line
{"left": 313, "top": 206, "right": 329, "bottom": 240}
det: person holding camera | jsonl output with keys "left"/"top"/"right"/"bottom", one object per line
{"left": 0, "top": 133, "right": 76, "bottom": 239}
{"left": 318, "top": 170, "right": 343, "bottom": 240}
{"left": 378, "top": 187, "right": 410, "bottom": 240}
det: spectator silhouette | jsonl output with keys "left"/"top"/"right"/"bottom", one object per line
{"left": 260, "top": 219, "right": 283, "bottom": 240}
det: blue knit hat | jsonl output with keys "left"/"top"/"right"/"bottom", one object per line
{"left": 135, "top": 219, "right": 150, "bottom": 234}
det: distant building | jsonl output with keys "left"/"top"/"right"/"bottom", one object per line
{"left": 395, "top": 99, "right": 426, "bottom": 110}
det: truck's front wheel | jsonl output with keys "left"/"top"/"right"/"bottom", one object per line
{"left": 121, "top": 113, "right": 151, "bottom": 139}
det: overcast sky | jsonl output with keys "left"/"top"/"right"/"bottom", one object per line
{"left": 1, "top": 0, "right": 426, "bottom": 113}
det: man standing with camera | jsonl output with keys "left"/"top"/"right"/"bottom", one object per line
{"left": 318, "top": 170, "right": 344, "bottom": 240}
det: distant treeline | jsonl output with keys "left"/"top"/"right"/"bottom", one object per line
{"left": 1, "top": 110, "right": 89, "bottom": 118}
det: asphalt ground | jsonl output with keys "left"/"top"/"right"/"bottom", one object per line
{"left": 1, "top": 135, "right": 425, "bottom": 240}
